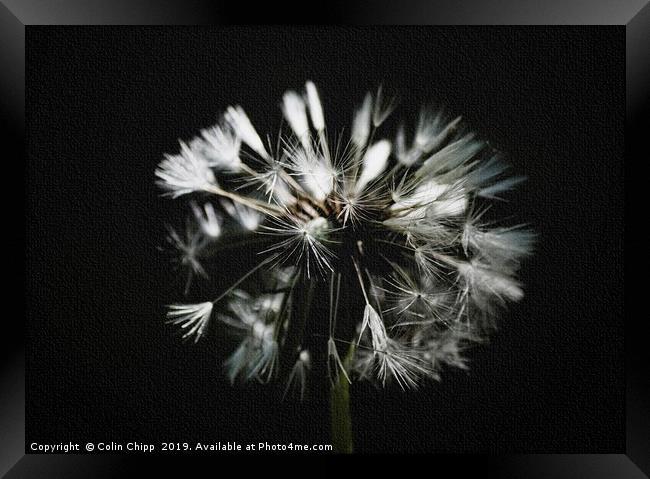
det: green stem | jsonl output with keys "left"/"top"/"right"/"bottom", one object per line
{"left": 330, "top": 343, "right": 355, "bottom": 454}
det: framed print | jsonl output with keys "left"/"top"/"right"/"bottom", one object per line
{"left": 5, "top": 1, "right": 645, "bottom": 476}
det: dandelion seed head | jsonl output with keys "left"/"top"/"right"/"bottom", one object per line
{"left": 157, "top": 81, "right": 533, "bottom": 392}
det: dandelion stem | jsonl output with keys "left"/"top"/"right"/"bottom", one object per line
{"left": 330, "top": 341, "right": 355, "bottom": 454}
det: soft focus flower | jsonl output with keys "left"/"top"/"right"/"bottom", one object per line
{"left": 157, "top": 82, "right": 533, "bottom": 393}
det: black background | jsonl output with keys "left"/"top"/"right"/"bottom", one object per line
{"left": 26, "top": 26, "right": 624, "bottom": 453}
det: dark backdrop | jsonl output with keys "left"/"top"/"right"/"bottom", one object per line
{"left": 26, "top": 26, "right": 624, "bottom": 453}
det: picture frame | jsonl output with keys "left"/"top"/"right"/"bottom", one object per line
{"left": 6, "top": 1, "right": 643, "bottom": 475}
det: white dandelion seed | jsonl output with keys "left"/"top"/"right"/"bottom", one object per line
{"left": 284, "top": 349, "right": 311, "bottom": 399}
{"left": 389, "top": 178, "right": 467, "bottom": 221}
{"left": 375, "top": 339, "right": 430, "bottom": 389}
{"left": 190, "top": 201, "right": 222, "bottom": 238}
{"left": 157, "top": 82, "right": 533, "bottom": 396}
{"left": 354, "top": 338, "right": 429, "bottom": 390}
{"left": 155, "top": 142, "right": 216, "bottom": 197}
{"left": 395, "top": 125, "right": 419, "bottom": 167}
{"left": 305, "top": 81, "right": 325, "bottom": 132}
{"left": 219, "top": 296, "right": 279, "bottom": 384}
{"left": 354, "top": 140, "right": 392, "bottom": 194}
{"left": 165, "top": 223, "right": 208, "bottom": 294}
{"left": 415, "top": 109, "right": 462, "bottom": 153}
{"left": 334, "top": 187, "right": 384, "bottom": 226}
{"left": 221, "top": 199, "right": 263, "bottom": 232}
{"left": 382, "top": 262, "right": 451, "bottom": 325}
{"left": 261, "top": 215, "right": 337, "bottom": 277}
{"left": 191, "top": 121, "right": 242, "bottom": 172}
{"left": 282, "top": 90, "right": 311, "bottom": 149}
{"left": 358, "top": 304, "right": 388, "bottom": 352}
{"left": 284, "top": 143, "right": 336, "bottom": 202}
{"left": 372, "top": 85, "right": 398, "bottom": 128}
{"left": 456, "top": 259, "right": 524, "bottom": 308}
{"left": 224, "top": 105, "right": 270, "bottom": 161}
{"left": 462, "top": 221, "right": 535, "bottom": 268}
{"left": 245, "top": 162, "right": 297, "bottom": 207}
{"left": 166, "top": 302, "right": 213, "bottom": 342}
{"left": 351, "top": 92, "right": 373, "bottom": 150}
{"left": 224, "top": 322, "right": 278, "bottom": 384}
{"left": 429, "top": 331, "right": 471, "bottom": 372}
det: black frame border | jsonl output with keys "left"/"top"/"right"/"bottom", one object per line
{"left": 5, "top": 1, "right": 645, "bottom": 476}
